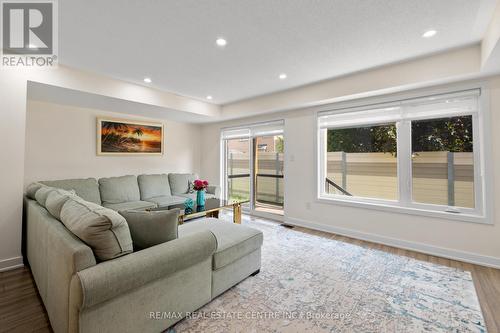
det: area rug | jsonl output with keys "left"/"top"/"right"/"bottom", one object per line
{"left": 172, "top": 216, "right": 487, "bottom": 332}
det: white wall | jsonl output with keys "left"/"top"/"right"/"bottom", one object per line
{"left": 24, "top": 101, "right": 201, "bottom": 185}
{"left": 200, "top": 76, "right": 500, "bottom": 268}
{"left": 0, "top": 66, "right": 216, "bottom": 271}
{"left": 482, "top": 0, "right": 500, "bottom": 70}
{"left": 0, "top": 71, "right": 28, "bottom": 271}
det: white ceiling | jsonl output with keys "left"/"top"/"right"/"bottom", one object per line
{"left": 59, "top": 0, "right": 497, "bottom": 105}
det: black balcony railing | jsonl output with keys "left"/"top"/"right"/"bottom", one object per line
{"left": 227, "top": 173, "right": 284, "bottom": 207}
{"left": 325, "top": 177, "right": 352, "bottom": 196}
{"left": 227, "top": 174, "right": 250, "bottom": 179}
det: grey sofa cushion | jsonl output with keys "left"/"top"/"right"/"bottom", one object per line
{"left": 119, "top": 208, "right": 180, "bottom": 250}
{"left": 179, "top": 218, "right": 263, "bottom": 270}
{"left": 41, "top": 178, "right": 101, "bottom": 204}
{"left": 26, "top": 182, "right": 45, "bottom": 199}
{"left": 168, "top": 173, "right": 198, "bottom": 195}
{"left": 137, "top": 174, "right": 171, "bottom": 199}
{"left": 45, "top": 189, "right": 77, "bottom": 220}
{"left": 99, "top": 175, "right": 141, "bottom": 204}
{"left": 60, "top": 197, "right": 133, "bottom": 261}
{"left": 103, "top": 201, "right": 156, "bottom": 212}
{"left": 206, "top": 185, "right": 221, "bottom": 198}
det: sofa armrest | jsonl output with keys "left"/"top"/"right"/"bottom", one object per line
{"left": 76, "top": 230, "right": 217, "bottom": 309}
{"left": 206, "top": 185, "right": 221, "bottom": 198}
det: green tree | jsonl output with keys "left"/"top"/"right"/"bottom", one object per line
{"left": 327, "top": 116, "right": 472, "bottom": 153}
{"left": 411, "top": 116, "right": 472, "bottom": 152}
{"left": 275, "top": 136, "right": 284, "bottom": 153}
{"left": 327, "top": 124, "right": 397, "bottom": 154}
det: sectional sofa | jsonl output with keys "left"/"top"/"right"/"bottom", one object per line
{"left": 40, "top": 173, "right": 220, "bottom": 211}
{"left": 24, "top": 174, "right": 263, "bottom": 333}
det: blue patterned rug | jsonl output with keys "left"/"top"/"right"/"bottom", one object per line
{"left": 173, "top": 216, "right": 486, "bottom": 332}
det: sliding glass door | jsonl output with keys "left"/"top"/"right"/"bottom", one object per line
{"left": 224, "top": 138, "right": 251, "bottom": 207}
{"left": 254, "top": 135, "right": 284, "bottom": 214}
{"left": 222, "top": 121, "right": 284, "bottom": 216}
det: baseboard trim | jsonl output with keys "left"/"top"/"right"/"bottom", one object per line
{"left": 247, "top": 210, "right": 285, "bottom": 222}
{"left": 0, "top": 256, "right": 24, "bottom": 272}
{"left": 285, "top": 217, "right": 500, "bottom": 269}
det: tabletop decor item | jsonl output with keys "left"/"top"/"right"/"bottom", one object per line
{"left": 184, "top": 198, "right": 194, "bottom": 210}
{"left": 193, "top": 179, "right": 209, "bottom": 207}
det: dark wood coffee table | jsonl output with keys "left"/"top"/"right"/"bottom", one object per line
{"left": 148, "top": 198, "right": 248, "bottom": 224}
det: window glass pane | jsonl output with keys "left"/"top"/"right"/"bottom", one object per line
{"left": 411, "top": 116, "right": 474, "bottom": 208}
{"left": 255, "top": 135, "right": 284, "bottom": 209}
{"left": 226, "top": 139, "right": 250, "bottom": 202}
{"left": 325, "top": 123, "right": 398, "bottom": 200}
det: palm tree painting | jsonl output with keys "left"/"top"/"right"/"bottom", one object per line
{"left": 97, "top": 118, "right": 163, "bottom": 155}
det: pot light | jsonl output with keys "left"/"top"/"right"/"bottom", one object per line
{"left": 206, "top": 95, "right": 213, "bottom": 100}
{"left": 422, "top": 30, "right": 437, "bottom": 38}
{"left": 143, "top": 77, "right": 152, "bottom": 83}
{"left": 216, "top": 38, "right": 227, "bottom": 47}
{"left": 279, "top": 73, "right": 287, "bottom": 80}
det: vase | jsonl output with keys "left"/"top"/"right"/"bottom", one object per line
{"left": 196, "top": 190, "right": 205, "bottom": 207}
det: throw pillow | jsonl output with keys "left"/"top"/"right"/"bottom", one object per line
{"left": 119, "top": 208, "right": 180, "bottom": 250}
{"left": 60, "top": 196, "right": 133, "bottom": 261}
{"left": 45, "top": 189, "right": 77, "bottom": 220}
{"left": 26, "top": 182, "right": 45, "bottom": 200}
{"left": 35, "top": 186, "right": 56, "bottom": 207}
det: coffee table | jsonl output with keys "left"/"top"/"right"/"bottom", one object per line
{"left": 148, "top": 198, "right": 249, "bottom": 224}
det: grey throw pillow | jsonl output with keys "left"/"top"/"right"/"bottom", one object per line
{"left": 35, "top": 186, "right": 56, "bottom": 207}
{"left": 45, "top": 189, "right": 77, "bottom": 220}
{"left": 60, "top": 196, "right": 133, "bottom": 261}
{"left": 119, "top": 208, "right": 180, "bottom": 250}
{"left": 26, "top": 182, "right": 45, "bottom": 199}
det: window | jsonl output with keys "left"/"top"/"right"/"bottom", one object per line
{"left": 257, "top": 143, "right": 268, "bottom": 151}
{"left": 225, "top": 138, "right": 251, "bottom": 202}
{"left": 318, "top": 89, "right": 487, "bottom": 222}
{"left": 411, "top": 116, "right": 474, "bottom": 208}
{"left": 326, "top": 123, "right": 398, "bottom": 200}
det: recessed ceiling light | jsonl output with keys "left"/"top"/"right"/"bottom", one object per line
{"left": 206, "top": 95, "right": 213, "bottom": 100}
{"left": 216, "top": 38, "right": 227, "bottom": 47}
{"left": 422, "top": 30, "right": 437, "bottom": 38}
{"left": 143, "top": 77, "right": 152, "bottom": 83}
{"left": 279, "top": 73, "right": 287, "bottom": 80}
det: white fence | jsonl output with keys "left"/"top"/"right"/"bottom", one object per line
{"left": 227, "top": 152, "right": 284, "bottom": 205}
{"left": 326, "top": 151, "right": 474, "bottom": 208}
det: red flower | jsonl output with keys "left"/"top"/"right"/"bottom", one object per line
{"left": 193, "top": 179, "right": 209, "bottom": 191}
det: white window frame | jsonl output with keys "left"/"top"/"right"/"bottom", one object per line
{"left": 316, "top": 85, "right": 492, "bottom": 225}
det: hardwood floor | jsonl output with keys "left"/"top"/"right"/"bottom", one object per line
{"left": 0, "top": 267, "right": 51, "bottom": 332}
{"left": 1, "top": 214, "right": 499, "bottom": 332}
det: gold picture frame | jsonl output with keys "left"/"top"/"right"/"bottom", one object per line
{"left": 97, "top": 118, "right": 164, "bottom": 155}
